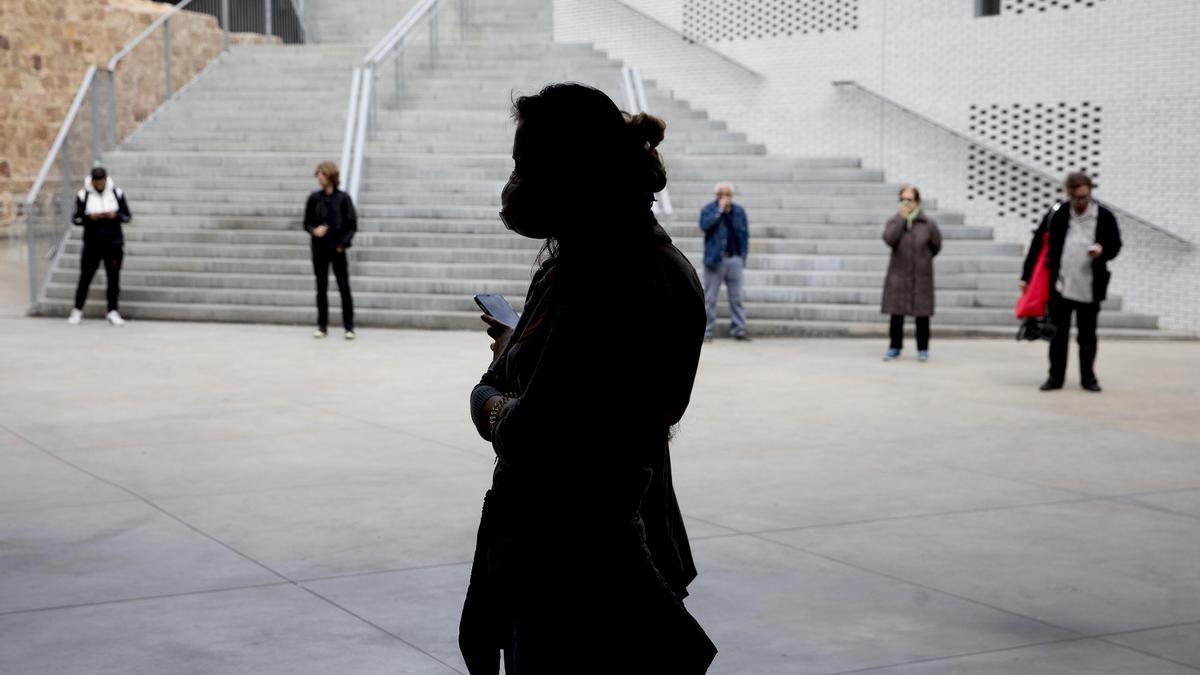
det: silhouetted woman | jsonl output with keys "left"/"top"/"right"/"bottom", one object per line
{"left": 461, "top": 83, "right": 717, "bottom": 674}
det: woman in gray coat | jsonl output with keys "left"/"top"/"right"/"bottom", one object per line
{"left": 881, "top": 185, "right": 942, "bottom": 361}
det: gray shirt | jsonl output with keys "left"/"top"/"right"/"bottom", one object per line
{"left": 1057, "top": 200, "right": 1097, "bottom": 303}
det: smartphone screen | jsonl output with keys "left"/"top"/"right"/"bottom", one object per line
{"left": 474, "top": 293, "right": 519, "bottom": 328}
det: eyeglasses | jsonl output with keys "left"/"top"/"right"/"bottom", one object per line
{"left": 715, "top": 192, "right": 732, "bottom": 197}
{"left": 899, "top": 198, "right": 915, "bottom": 204}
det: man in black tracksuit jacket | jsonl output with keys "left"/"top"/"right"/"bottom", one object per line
{"left": 70, "top": 166, "right": 132, "bottom": 324}
{"left": 304, "top": 162, "right": 358, "bottom": 337}
{"left": 1021, "top": 172, "right": 1121, "bottom": 392}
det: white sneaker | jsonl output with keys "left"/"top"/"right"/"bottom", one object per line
{"left": 67, "top": 308, "right": 83, "bottom": 325}
{"left": 106, "top": 310, "right": 125, "bottom": 326}
{"left": 313, "top": 329, "right": 328, "bottom": 339}
{"left": 344, "top": 330, "right": 356, "bottom": 340}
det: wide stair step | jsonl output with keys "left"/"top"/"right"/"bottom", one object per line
{"left": 39, "top": 0, "right": 1161, "bottom": 337}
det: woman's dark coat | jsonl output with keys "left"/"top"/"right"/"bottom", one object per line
{"left": 881, "top": 212, "right": 943, "bottom": 317}
{"left": 460, "top": 217, "right": 717, "bottom": 675}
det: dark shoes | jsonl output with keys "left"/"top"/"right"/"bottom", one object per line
{"left": 1039, "top": 379, "right": 1102, "bottom": 392}
{"left": 733, "top": 334, "right": 752, "bottom": 342}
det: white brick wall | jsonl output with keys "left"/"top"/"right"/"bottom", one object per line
{"left": 555, "top": 0, "right": 1200, "bottom": 331}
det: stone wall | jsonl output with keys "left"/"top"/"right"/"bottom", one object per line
{"left": 0, "top": 0, "right": 274, "bottom": 230}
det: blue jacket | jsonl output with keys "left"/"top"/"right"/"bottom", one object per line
{"left": 699, "top": 201, "right": 749, "bottom": 268}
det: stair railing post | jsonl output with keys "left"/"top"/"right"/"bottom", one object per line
{"left": 264, "top": 0, "right": 273, "bottom": 37}
{"left": 106, "top": 69, "right": 117, "bottom": 150}
{"left": 430, "top": 3, "right": 438, "bottom": 64}
{"left": 90, "top": 79, "right": 102, "bottom": 163}
{"left": 26, "top": 201, "right": 37, "bottom": 306}
{"left": 60, "top": 138, "right": 73, "bottom": 250}
{"left": 221, "top": 0, "right": 231, "bottom": 51}
{"left": 163, "top": 16, "right": 173, "bottom": 99}
{"left": 393, "top": 55, "right": 401, "bottom": 107}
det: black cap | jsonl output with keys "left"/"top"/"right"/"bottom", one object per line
{"left": 91, "top": 167, "right": 107, "bottom": 180}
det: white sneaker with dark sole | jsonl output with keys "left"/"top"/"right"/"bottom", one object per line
{"left": 106, "top": 310, "right": 126, "bottom": 326}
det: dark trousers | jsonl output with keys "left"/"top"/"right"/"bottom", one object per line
{"left": 74, "top": 243, "right": 123, "bottom": 312}
{"left": 312, "top": 245, "right": 354, "bottom": 331}
{"left": 1048, "top": 292, "right": 1100, "bottom": 384}
{"left": 889, "top": 314, "right": 930, "bottom": 351}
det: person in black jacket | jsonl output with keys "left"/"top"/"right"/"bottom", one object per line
{"left": 69, "top": 166, "right": 131, "bottom": 325}
{"left": 1021, "top": 172, "right": 1122, "bottom": 392}
{"left": 461, "top": 84, "right": 716, "bottom": 674}
{"left": 304, "top": 161, "right": 357, "bottom": 339}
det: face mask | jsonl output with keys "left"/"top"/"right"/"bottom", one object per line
{"left": 500, "top": 171, "right": 557, "bottom": 240}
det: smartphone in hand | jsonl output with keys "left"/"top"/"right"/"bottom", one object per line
{"left": 474, "top": 293, "right": 519, "bottom": 328}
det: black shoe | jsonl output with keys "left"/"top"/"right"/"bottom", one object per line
{"left": 1039, "top": 379, "right": 1064, "bottom": 391}
{"left": 1081, "top": 380, "right": 1102, "bottom": 392}
{"left": 703, "top": 335, "right": 714, "bottom": 343}
{"left": 733, "top": 334, "right": 752, "bottom": 342}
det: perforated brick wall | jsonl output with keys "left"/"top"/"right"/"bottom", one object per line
{"left": 555, "top": 0, "right": 1200, "bottom": 331}
{"left": 967, "top": 101, "right": 1102, "bottom": 222}
{"left": 682, "top": 0, "right": 859, "bottom": 43}
{"left": 1003, "top": 0, "right": 1107, "bottom": 14}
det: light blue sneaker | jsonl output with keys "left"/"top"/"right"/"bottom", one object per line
{"left": 918, "top": 350, "right": 930, "bottom": 362}
{"left": 883, "top": 348, "right": 901, "bottom": 361}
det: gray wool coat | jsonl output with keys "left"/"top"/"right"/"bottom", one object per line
{"left": 881, "top": 211, "right": 943, "bottom": 317}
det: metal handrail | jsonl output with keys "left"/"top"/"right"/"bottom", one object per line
{"left": 340, "top": 68, "right": 363, "bottom": 178}
{"left": 103, "top": 0, "right": 232, "bottom": 152}
{"left": 622, "top": 66, "right": 673, "bottom": 217}
{"left": 342, "top": 0, "right": 461, "bottom": 202}
{"left": 23, "top": 66, "right": 100, "bottom": 305}
{"left": 25, "top": 67, "right": 98, "bottom": 209}
{"left": 106, "top": 0, "right": 200, "bottom": 71}
{"left": 834, "top": 79, "right": 1192, "bottom": 247}
{"left": 364, "top": 0, "right": 439, "bottom": 67}
{"left": 612, "top": 0, "right": 762, "bottom": 79}
{"left": 348, "top": 73, "right": 373, "bottom": 202}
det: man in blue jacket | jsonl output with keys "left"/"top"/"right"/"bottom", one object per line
{"left": 699, "top": 182, "right": 750, "bottom": 341}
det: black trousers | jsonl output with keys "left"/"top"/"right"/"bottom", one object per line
{"left": 889, "top": 314, "right": 930, "bottom": 351}
{"left": 312, "top": 245, "right": 354, "bottom": 331}
{"left": 1048, "top": 292, "right": 1100, "bottom": 384}
{"left": 74, "top": 242, "right": 123, "bottom": 312}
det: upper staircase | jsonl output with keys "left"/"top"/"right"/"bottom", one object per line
{"left": 39, "top": 0, "right": 1159, "bottom": 336}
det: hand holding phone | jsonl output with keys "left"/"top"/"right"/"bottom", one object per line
{"left": 474, "top": 293, "right": 519, "bottom": 328}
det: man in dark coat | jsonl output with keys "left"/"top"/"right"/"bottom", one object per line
{"left": 304, "top": 161, "right": 358, "bottom": 339}
{"left": 1021, "top": 171, "right": 1122, "bottom": 392}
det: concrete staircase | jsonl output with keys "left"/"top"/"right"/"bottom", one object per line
{"left": 40, "top": 0, "right": 1159, "bottom": 336}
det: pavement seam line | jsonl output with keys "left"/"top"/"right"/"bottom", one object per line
{"left": 746, "top": 531, "right": 1087, "bottom": 638}
{"left": 2, "top": 420, "right": 472, "bottom": 669}
{"left": 1090, "top": 638, "right": 1200, "bottom": 673}
{"left": 696, "top": 495, "right": 1097, "bottom": 538}
{"left": 0, "top": 422, "right": 294, "bottom": 584}
{"left": 825, "top": 635, "right": 1095, "bottom": 674}
{"left": 298, "top": 585, "right": 466, "bottom": 675}
{"left": 0, "top": 581, "right": 293, "bottom": 618}
{"left": 1109, "top": 496, "right": 1200, "bottom": 523}
{"left": 827, "top": 619, "right": 1200, "bottom": 674}
{"left": 294, "top": 559, "right": 472, "bottom": 584}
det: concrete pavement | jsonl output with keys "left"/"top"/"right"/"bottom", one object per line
{"left": 1, "top": 248, "right": 1199, "bottom": 673}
